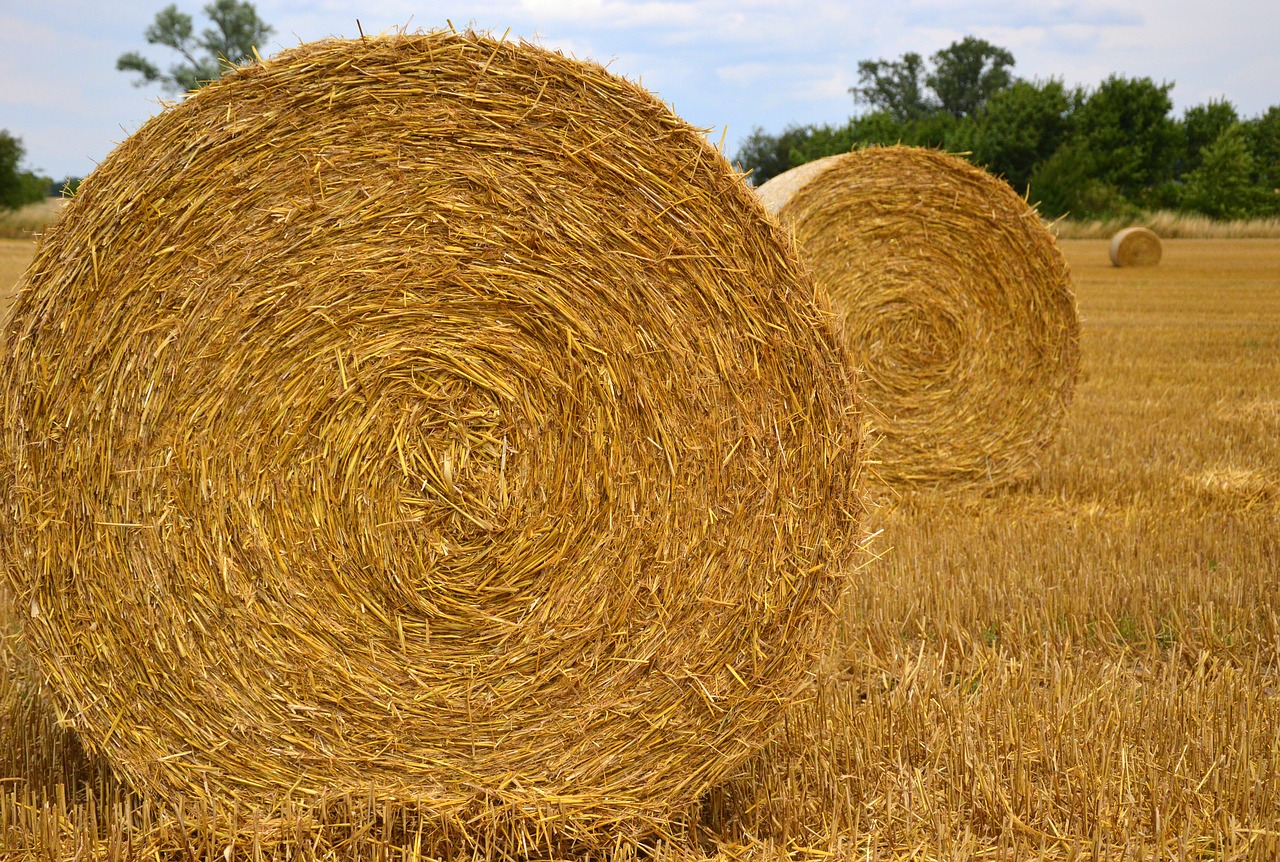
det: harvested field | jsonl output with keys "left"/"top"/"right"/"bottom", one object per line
{"left": 2, "top": 228, "right": 1279, "bottom": 858}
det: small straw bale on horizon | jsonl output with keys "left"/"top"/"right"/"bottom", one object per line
{"left": 1109, "top": 226, "right": 1164, "bottom": 267}
{"left": 0, "top": 31, "right": 866, "bottom": 853}
{"left": 757, "top": 146, "right": 1081, "bottom": 490}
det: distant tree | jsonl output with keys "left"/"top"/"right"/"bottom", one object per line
{"left": 1071, "top": 75, "right": 1179, "bottom": 200}
{"left": 927, "top": 36, "right": 1016, "bottom": 119}
{"left": 0, "top": 130, "right": 49, "bottom": 211}
{"left": 973, "top": 78, "right": 1073, "bottom": 192}
{"left": 0, "top": 131, "right": 23, "bottom": 210}
{"left": 733, "top": 123, "right": 856, "bottom": 186}
{"left": 733, "top": 126, "right": 799, "bottom": 186}
{"left": 1182, "top": 125, "right": 1267, "bottom": 219}
{"left": 849, "top": 52, "right": 932, "bottom": 122}
{"left": 834, "top": 110, "right": 976, "bottom": 159}
{"left": 850, "top": 37, "right": 1017, "bottom": 124}
{"left": 1244, "top": 105, "right": 1280, "bottom": 192}
{"left": 846, "top": 111, "right": 906, "bottom": 147}
{"left": 117, "top": 0, "right": 273, "bottom": 94}
{"left": 1181, "top": 99, "right": 1239, "bottom": 173}
{"left": 1027, "top": 142, "right": 1132, "bottom": 219}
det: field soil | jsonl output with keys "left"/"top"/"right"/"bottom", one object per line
{"left": 2, "top": 238, "right": 1279, "bottom": 858}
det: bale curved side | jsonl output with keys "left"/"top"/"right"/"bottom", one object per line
{"left": 1110, "top": 226, "right": 1163, "bottom": 267}
{"left": 0, "top": 32, "right": 865, "bottom": 847}
{"left": 757, "top": 146, "right": 1080, "bottom": 489}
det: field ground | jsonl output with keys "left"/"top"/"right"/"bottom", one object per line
{"left": 2, "top": 239, "right": 1279, "bottom": 858}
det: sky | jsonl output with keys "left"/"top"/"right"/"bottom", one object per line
{"left": 2, "top": 0, "right": 1278, "bottom": 181}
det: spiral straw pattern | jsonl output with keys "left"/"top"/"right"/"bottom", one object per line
{"left": 0, "top": 32, "right": 864, "bottom": 847}
{"left": 758, "top": 147, "right": 1079, "bottom": 489}
{"left": 1110, "top": 226, "right": 1163, "bottom": 267}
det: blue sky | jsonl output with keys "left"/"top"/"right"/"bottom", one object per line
{"left": 2, "top": 0, "right": 1278, "bottom": 180}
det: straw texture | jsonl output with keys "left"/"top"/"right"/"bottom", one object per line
{"left": 0, "top": 31, "right": 864, "bottom": 848}
{"left": 1110, "top": 226, "right": 1163, "bottom": 267}
{"left": 757, "top": 147, "right": 1079, "bottom": 489}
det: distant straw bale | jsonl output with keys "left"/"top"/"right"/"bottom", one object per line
{"left": 757, "top": 147, "right": 1080, "bottom": 489}
{"left": 0, "top": 31, "right": 864, "bottom": 849}
{"left": 1110, "top": 226, "right": 1163, "bottom": 266}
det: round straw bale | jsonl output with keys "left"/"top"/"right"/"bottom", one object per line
{"left": 1109, "top": 226, "right": 1163, "bottom": 267}
{"left": 757, "top": 146, "right": 1080, "bottom": 489}
{"left": 0, "top": 32, "right": 864, "bottom": 845}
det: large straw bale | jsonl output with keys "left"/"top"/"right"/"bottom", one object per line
{"left": 0, "top": 32, "right": 864, "bottom": 848}
{"left": 1109, "top": 226, "right": 1163, "bottom": 266}
{"left": 757, "top": 147, "right": 1080, "bottom": 489}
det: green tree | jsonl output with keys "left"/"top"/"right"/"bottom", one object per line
{"left": 1181, "top": 98, "right": 1239, "bottom": 173}
{"left": 1244, "top": 105, "right": 1280, "bottom": 192}
{"left": 734, "top": 123, "right": 856, "bottom": 186}
{"left": 927, "top": 36, "right": 1016, "bottom": 119}
{"left": 973, "top": 78, "right": 1073, "bottom": 192}
{"left": 0, "top": 131, "right": 50, "bottom": 211}
{"left": 0, "top": 131, "right": 23, "bottom": 210}
{"left": 849, "top": 52, "right": 932, "bottom": 122}
{"left": 850, "top": 37, "right": 1017, "bottom": 124}
{"left": 117, "top": 0, "right": 273, "bottom": 94}
{"left": 733, "top": 126, "right": 799, "bottom": 186}
{"left": 846, "top": 111, "right": 905, "bottom": 147}
{"left": 1071, "top": 75, "right": 1179, "bottom": 201}
{"left": 1027, "top": 142, "right": 1133, "bottom": 219}
{"left": 901, "top": 112, "right": 976, "bottom": 152}
{"left": 1181, "top": 124, "right": 1270, "bottom": 219}
{"left": 840, "top": 110, "right": 978, "bottom": 156}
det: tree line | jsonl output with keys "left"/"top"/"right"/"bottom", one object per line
{"left": 5, "top": 16, "right": 1278, "bottom": 223}
{"left": 0, "top": 130, "right": 83, "bottom": 211}
{"left": 735, "top": 37, "right": 1280, "bottom": 221}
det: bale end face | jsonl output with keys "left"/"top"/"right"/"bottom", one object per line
{"left": 0, "top": 30, "right": 866, "bottom": 851}
{"left": 756, "top": 146, "right": 1080, "bottom": 490}
{"left": 1110, "top": 227, "right": 1163, "bottom": 267}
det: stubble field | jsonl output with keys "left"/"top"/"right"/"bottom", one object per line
{"left": 1, "top": 238, "right": 1278, "bottom": 859}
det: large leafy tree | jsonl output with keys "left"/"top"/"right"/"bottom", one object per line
{"left": 734, "top": 123, "right": 857, "bottom": 186}
{"left": 1181, "top": 99, "right": 1239, "bottom": 173}
{"left": 849, "top": 52, "right": 932, "bottom": 122}
{"left": 117, "top": 0, "right": 273, "bottom": 94}
{"left": 850, "top": 37, "right": 1016, "bottom": 123}
{"left": 0, "top": 131, "right": 50, "bottom": 211}
{"left": 927, "top": 36, "right": 1016, "bottom": 119}
{"left": 0, "top": 131, "right": 24, "bottom": 210}
{"left": 1181, "top": 124, "right": 1259, "bottom": 219}
{"left": 1244, "top": 105, "right": 1280, "bottom": 192}
{"left": 1071, "top": 75, "right": 1179, "bottom": 199}
{"left": 973, "top": 78, "right": 1073, "bottom": 192}
{"left": 1027, "top": 142, "right": 1115, "bottom": 219}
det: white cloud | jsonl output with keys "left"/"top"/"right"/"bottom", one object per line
{"left": 516, "top": 0, "right": 702, "bottom": 28}
{"left": 715, "top": 61, "right": 773, "bottom": 86}
{"left": 802, "top": 68, "right": 855, "bottom": 103}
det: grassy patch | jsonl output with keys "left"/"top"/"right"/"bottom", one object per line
{"left": 1052, "top": 209, "right": 1280, "bottom": 239}
{"left": 0, "top": 198, "right": 66, "bottom": 240}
